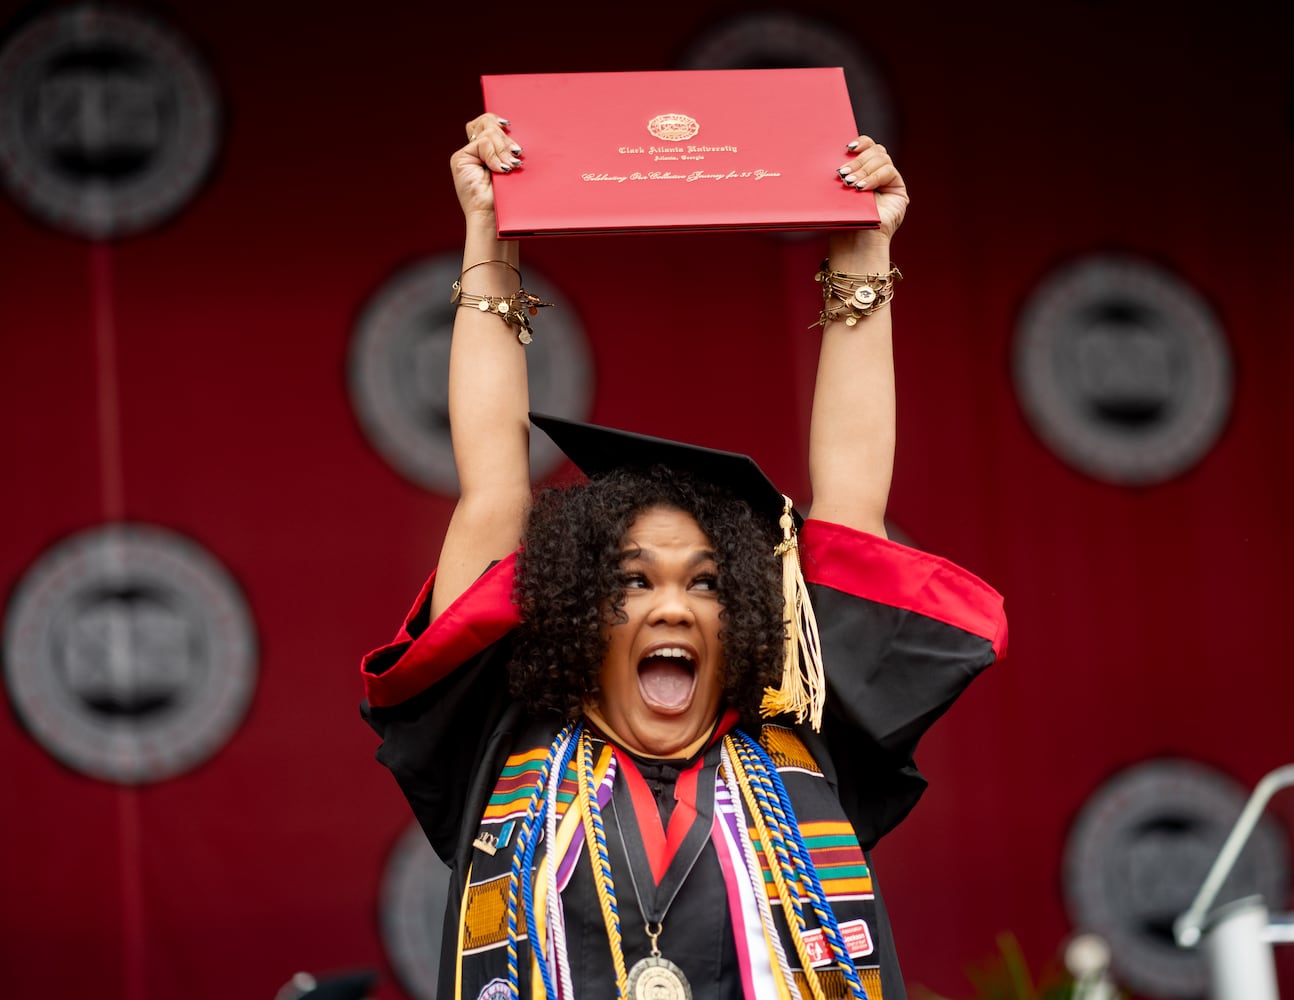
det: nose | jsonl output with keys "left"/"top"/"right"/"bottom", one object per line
{"left": 648, "top": 584, "right": 694, "bottom": 626}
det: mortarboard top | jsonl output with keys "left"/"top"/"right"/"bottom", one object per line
{"left": 529, "top": 412, "right": 800, "bottom": 530}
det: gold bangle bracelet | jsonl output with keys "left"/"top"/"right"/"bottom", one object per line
{"left": 450, "top": 281, "right": 552, "bottom": 345}
{"left": 810, "top": 260, "right": 902, "bottom": 328}
{"left": 460, "top": 259, "right": 521, "bottom": 282}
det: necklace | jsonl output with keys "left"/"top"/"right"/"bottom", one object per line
{"left": 612, "top": 748, "right": 716, "bottom": 1000}
{"left": 582, "top": 728, "right": 720, "bottom": 1000}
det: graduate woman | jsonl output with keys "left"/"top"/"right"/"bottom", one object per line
{"left": 360, "top": 112, "right": 1008, "bottom": 1000}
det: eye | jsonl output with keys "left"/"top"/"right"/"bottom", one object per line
{"left": 691, "top": 573, "right": 718, "bottom": 592}
{"left": 623, "top": 573, "right": 650, "bottom": 590}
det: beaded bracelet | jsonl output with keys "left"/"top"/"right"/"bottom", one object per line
{"left": 450, "top": 260, "right": 552, "bottom": 344}
{"left": 811, "top": 260, "right": 902, "bottom": 328}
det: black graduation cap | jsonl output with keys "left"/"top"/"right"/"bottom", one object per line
{"left": 529, "top": 412, "right": 800, "bottom": 529}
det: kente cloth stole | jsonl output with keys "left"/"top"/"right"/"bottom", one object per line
{"left": 456, "top": 724, "right": 884, "bottom": 1000}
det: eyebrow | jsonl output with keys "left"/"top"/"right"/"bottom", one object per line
{"left": 617, "top": 547, "right": 718, "bottom": 567}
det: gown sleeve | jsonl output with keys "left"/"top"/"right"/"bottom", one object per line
{"left": 359, "top": 553, "right": 524, "bottom": 863}
{"left": 799, "top": 519, "right": 1008, "bottom": 849}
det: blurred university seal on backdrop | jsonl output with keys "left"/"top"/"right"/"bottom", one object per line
{"left": 3, "top": 523, "right": 258, "bottom": 784}
{"left": 348, "top": 253, "right": 593, "bottom": 495}
{"left": 0, "top": 3, "right": 221, "bottom": 238}
{"left": 1013, "top": 253, "right": 1232, "bottom": 486}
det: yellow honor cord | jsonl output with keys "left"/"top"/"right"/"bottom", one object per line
{"left": 751, "top": 864, "right": 799, "bottom": 1000}
{"left": 577, "top": 734, "right": 629, "bottom": 998}
{"left": 455, "top": 861, "right": 474, "bottom": 1000}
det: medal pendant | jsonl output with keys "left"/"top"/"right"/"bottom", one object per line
{"left": 627, "top": 956, "right": 691, "bottom": 1000}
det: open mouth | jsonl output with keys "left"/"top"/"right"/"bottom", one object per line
{"left": 637, "top": 645, "right": 697, "bottom": 712}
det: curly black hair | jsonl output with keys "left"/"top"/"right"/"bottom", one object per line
{"left": 511, "top": 466, "right": 786, "bottom": 729}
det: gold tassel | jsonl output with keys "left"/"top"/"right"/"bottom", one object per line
{"left": 760, "top": 496, "right": 825, "bottom": 730}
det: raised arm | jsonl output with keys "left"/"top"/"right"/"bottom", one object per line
{"left": 805, "top": 137, "right": 910, "bottom": 536}
{"left": 430, "top": 114, "right": 533, "bottom": 619}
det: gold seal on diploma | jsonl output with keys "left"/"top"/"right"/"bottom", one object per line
{"left": 647, "top": 114, "right": 699, "bottom": 141}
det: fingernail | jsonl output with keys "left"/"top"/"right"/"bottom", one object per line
{"left": 844, "top": 173, "right": 858, "bottom": 184}
{"left": 511, "top": 146, "right": 523, "bottom": 155}
{"left": 847, "top": 140, "right": 859, "bottom": 150}
{"left": 499, "top": 164, "right": 512, "bottom": 173}
{"left": 837, "top": 166, "right": 850, "bottom": 176}
{"left": 509, "top": 157, "right": 521, "bottom": 167}
{"left": 498, "top": 118, "right": 511, "bottom": 127}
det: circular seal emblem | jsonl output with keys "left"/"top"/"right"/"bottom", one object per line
{"left": 348, "top": 254, "right": 594, "bottom": 494}
{"left": 647, "top": 114, "right": 699, "bottom": 142}
{"left": 678, "top": 13, "right": 895, "bottom": 149}
{"left": 380, "top": 820, "right": 452, "bottom": 1000}
{"left": 0, "top": 4, "right": 221, "bottom": 239}
{"left": 3, "top": 523, "right": 258, "bottom": 784}
{"left": 628, "top": 956, "right": 693, "bottom": 1000}
{"left": 475, "top": 980, "right": 511, "bottom": 1000}
{"left": 1013, "top": 254, "right": 1232, "bottom": 485}
{"left": 1062, "top": 758, "right": 1289, "bottom": 998}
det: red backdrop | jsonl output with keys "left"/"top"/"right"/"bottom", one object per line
{"left": 2, "top": 3, "right": 1292, "bottom": 999}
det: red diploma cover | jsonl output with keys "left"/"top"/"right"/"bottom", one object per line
{"left": 480, "top": 69, "right": 879, "bottom": 238}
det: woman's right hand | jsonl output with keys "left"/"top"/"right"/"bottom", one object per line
{"left": 451, "top": 113, "right": 522, "bottom": 221}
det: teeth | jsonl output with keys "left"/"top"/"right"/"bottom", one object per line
{"left": 648, "top": 647, "right": 694, "bottom": 662}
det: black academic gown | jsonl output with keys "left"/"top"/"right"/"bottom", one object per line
{"left": 361, "top": 518, "right": 1008, "bottom": 1000}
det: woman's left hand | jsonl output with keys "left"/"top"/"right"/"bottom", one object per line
{"left": 837, "top": 135, "right": 908, "bottom": 240}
